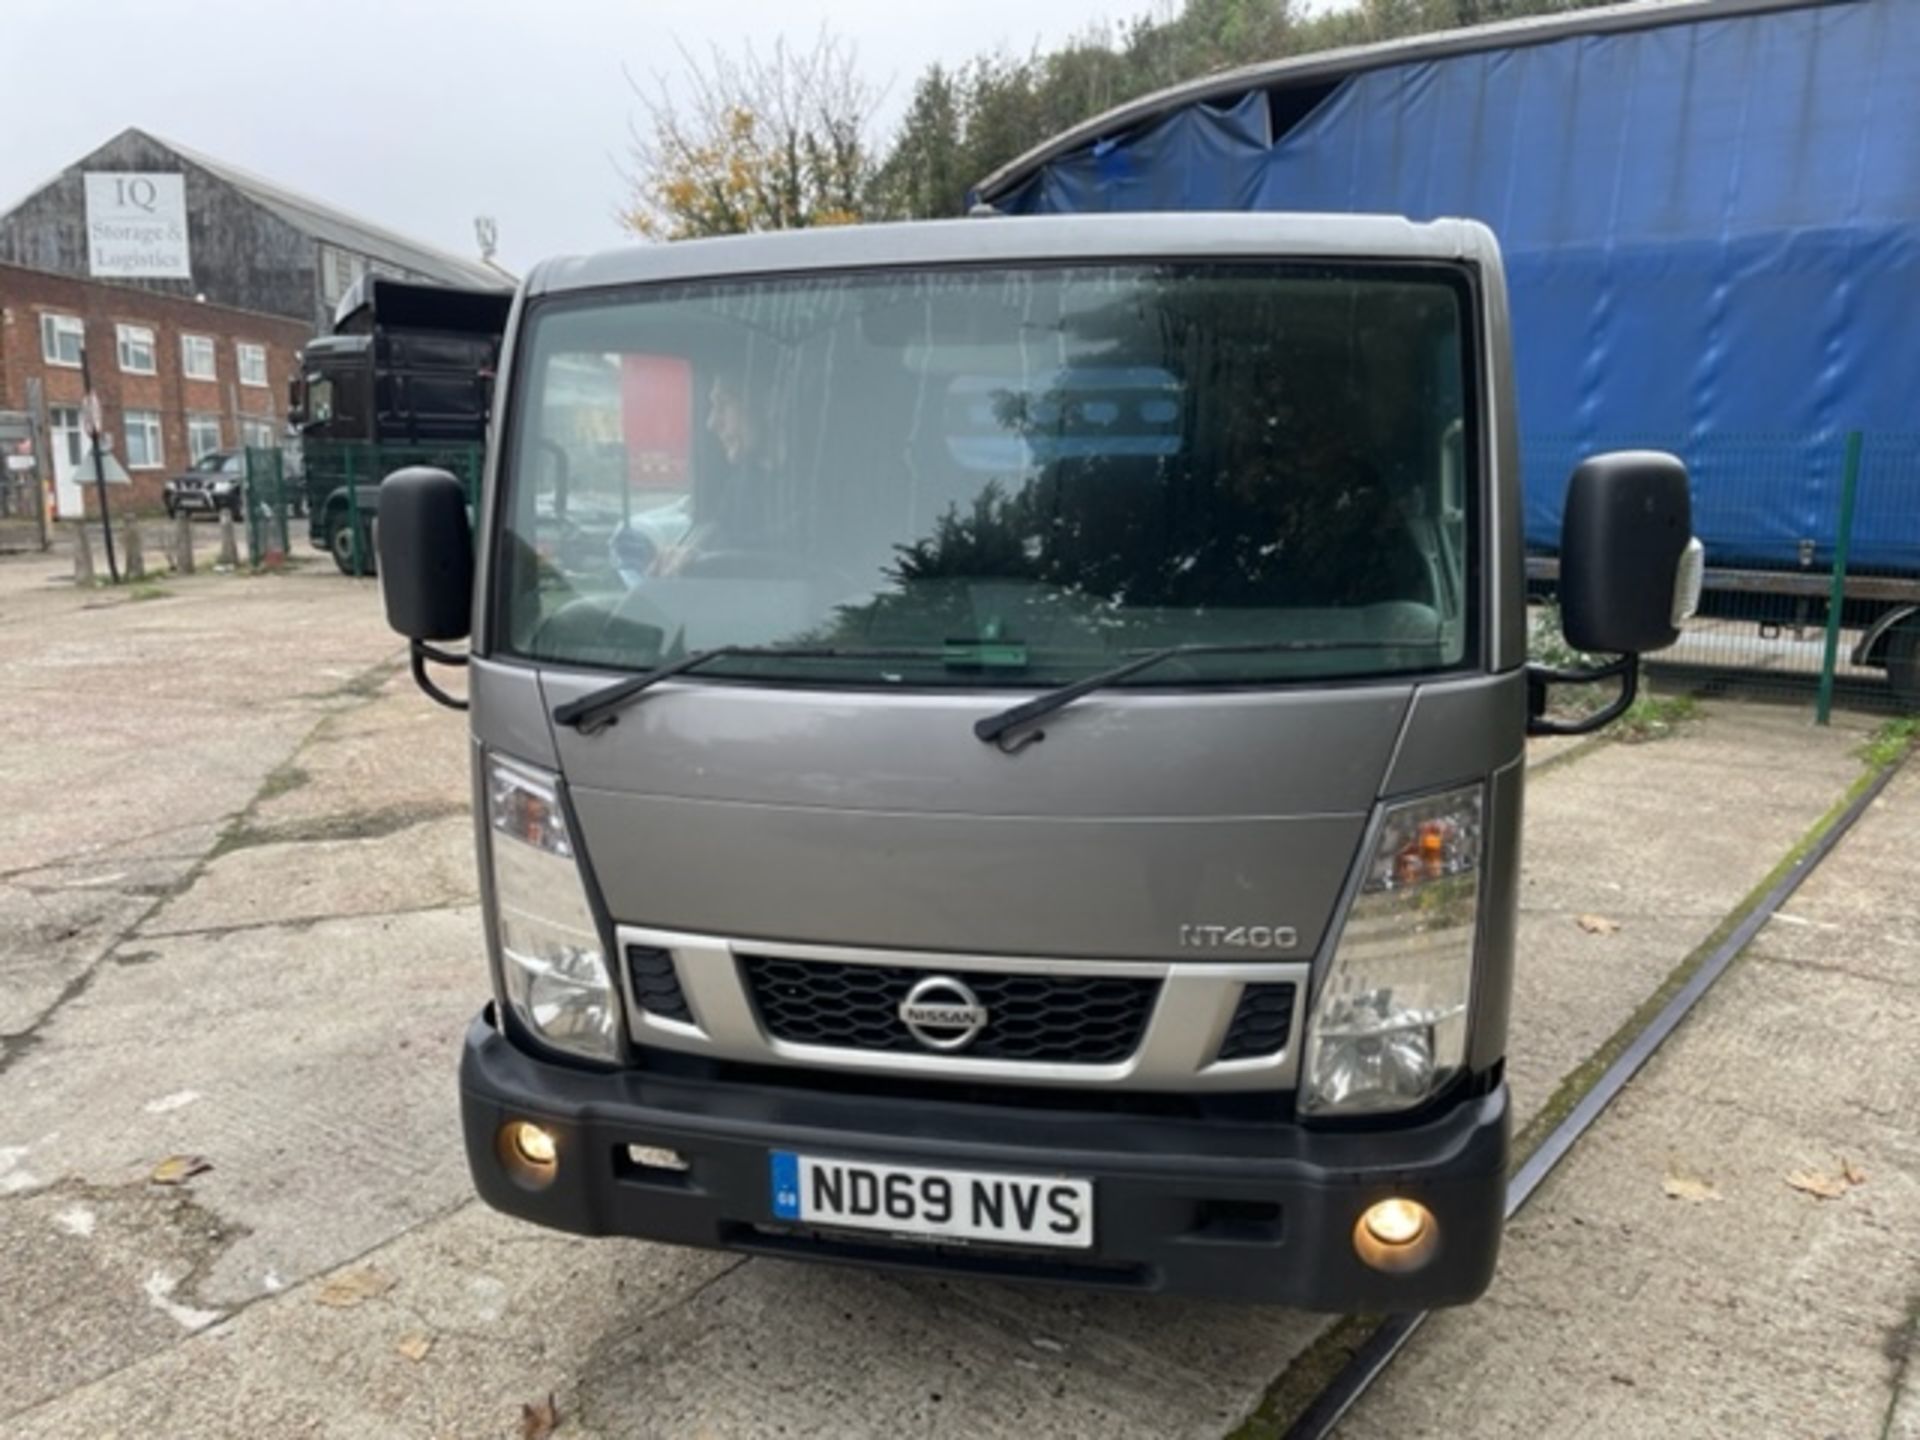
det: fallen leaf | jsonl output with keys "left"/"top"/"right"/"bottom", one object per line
{"left": 1785, "top": 1169, "right": 1851, "bottom": 1200}
{"left": 1842, "top": 1158, "right": 1868, "bottom": 1186}
{"left": 149, "top": 1154, "right": 212, "bottom": 1186}
{"left": 1576, "top": 914, "right": 1621, "bottom": 936}
{"left": 1661, "top": 1174, "right": 1723, "bottom": 1204}
{"left": 521, "top": 1393, "right": 560, "bottom": 1440}
{"left": 396, "top": 1332, "right": 434, "bottom": 1362}
{"left": 315, "top": 1266, "right": 395, "bottom": 1308}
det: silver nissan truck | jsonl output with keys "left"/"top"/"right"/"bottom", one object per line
{"left": 377, "top": 214, "right": 1700, "bottom": 1307}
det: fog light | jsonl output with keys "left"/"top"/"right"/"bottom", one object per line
{"left": 1362, "top": 1197, "right": 1429, "bottom": 1247}
{"left": 1353, "top": 1197, "right": 1439, "bottom": 1273}
{"left": 509, "top": 1121, "right": 557, "bottom": 1167}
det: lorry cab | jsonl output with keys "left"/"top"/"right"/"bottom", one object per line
{"left": 290, "top": 276, "right": 510, "bottom": 571}
{"left": 377, "top": 214, "right": 1697, "bottom": 1307}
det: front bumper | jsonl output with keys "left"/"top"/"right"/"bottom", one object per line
{"left": 461, "top": 1012, "right": 1508, "bottom": 1308}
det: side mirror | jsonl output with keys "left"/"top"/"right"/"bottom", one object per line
{"left": 377, "top": 467, "right": 474, "bottom": 711}
{"left": 1529, "top": 451, "right": 1703, "bottom": 737}
{"left": 1559, "top": 451, "right": 1701, "bottom": 655}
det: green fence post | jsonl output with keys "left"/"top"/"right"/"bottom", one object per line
{"left": 347, "top": 445, "right": 361, "bottom": 577}
{"left": 1815, "top": 430, "right": 1863, "bottom": 726}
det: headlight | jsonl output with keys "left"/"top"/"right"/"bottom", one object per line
{"left": 1301, "top": 784, "right": 1483, "bottom": 1117}
{"left": 485, "top": 756, "right": 621, "bottom": 1061}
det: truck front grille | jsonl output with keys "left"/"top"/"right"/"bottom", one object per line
{"left": 740, "top": 956, "right": 1158, "bottom": 1065}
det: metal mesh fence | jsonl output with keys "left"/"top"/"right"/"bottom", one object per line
{"left": 243, "top": 440, "right": 485, "bottom": 578}
{"left": 1525, "top": 432, "right": 1920, "bottom": 719}
{"left": 242, "top": 448, "right": 294, "bottom": 564}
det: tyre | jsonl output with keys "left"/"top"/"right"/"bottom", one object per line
{"left": 328, "top": 513, "right": 376, "bottom": 576}
{"left": 1888, "top": 620, "right": 1920, "bottom": 713}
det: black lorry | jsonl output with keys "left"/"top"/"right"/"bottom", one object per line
{"left": 290, "top": 276, "right": 510, "bottom": 573}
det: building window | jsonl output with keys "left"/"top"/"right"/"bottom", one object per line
{"left": 41, "top": 313, "right": 84, "bottom": 367}
{"left": 237, "top": 342, "right": 269, "bottom": 388}
{"left": 182, "top": 334, "right": 217, "bottom": 380}
{"left": 321, "top": 245, "right": 369, "bottom": 307}
{"left": 187, "top": 415, "right": 223, "bottom": 460}
{"left": 240, "top": 418, "right": 278, "bottom": 450}
{"left": 116, "top": 324, "right": 157, "bottom": 374}
{"left": 124, "top": 410, "right": 165, "bottom": 469}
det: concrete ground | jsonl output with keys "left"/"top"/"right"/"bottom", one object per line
{"left": 0, "top": 549, "right": 1895, "bottom": 1438}
{"left": 1345, "top": 764, "right": 1920, "bottom": 1439}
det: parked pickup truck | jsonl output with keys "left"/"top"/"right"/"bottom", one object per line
{"left": 376, "top": 215, "right": 1699, "bottom": 1306}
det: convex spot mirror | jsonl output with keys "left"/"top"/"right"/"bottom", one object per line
{"left": 1559, "top": 450, "right": 1702, "bottom": 656}
{"left": 378, "top": 466, "right": 473, "bottom": 642}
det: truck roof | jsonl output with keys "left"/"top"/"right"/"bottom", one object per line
{"left": 332, "top": 275, "right": 515, "bottom": 336}
{"left": 970, "top": 0, "right": 1850, "bottom": 205}
{"left": 526, "top": 213, "right": 1501, "bottom": 298}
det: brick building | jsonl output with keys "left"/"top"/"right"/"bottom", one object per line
{"left": 0, "top": 263, "right": 306, "bottom": 515}
{"left": 0, "top": 126, "right": 511, "bottom": 520}
{"left": 0, "top": 128, "right": 508, "bottom": 333}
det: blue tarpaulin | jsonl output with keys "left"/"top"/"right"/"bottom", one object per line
{"left": 994, "top": 0, "right": 1920, "bottom": 572}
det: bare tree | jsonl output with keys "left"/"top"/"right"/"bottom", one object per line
{"left": 621, "top": 31, "right": 884, "bottom": 241}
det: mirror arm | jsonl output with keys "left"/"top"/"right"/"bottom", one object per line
{"left": 1525, "top": 654, "right": 1639, "bottom": 737}
{"left": 409, "top": 639, "right": 470, "bottom": 712}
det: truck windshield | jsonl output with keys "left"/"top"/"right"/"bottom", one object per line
{"left": 498, "top": 262, "right": 1474, "bottom": 688}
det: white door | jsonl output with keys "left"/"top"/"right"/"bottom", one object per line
{"left": 48, "top": 407, "right": 85, "bottom": 518}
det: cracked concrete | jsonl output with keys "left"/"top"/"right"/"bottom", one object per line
{"left": 0, "top": 545, "right": 1897, "bottom": 1439}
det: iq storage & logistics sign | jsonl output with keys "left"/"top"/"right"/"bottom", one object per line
{"left": 84, "top": 173, "right": 191, "bottom": 279}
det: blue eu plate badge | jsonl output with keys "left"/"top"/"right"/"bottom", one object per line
{"left": 770, "top": 1151, "right": 802, "bottom": 1220}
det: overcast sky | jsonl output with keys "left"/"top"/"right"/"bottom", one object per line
{"left": 0, "top": 0, "right": 1270, "bottom": 275}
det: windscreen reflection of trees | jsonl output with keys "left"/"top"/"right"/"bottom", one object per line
{"left": 836, "top": 276, "right": 1458, "bottom": 648}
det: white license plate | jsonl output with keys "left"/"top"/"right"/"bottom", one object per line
{"left": 770, "top": 1151, "right": 1093, "bottom": 1250}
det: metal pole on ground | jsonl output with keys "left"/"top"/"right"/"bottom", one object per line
{"left": 1815, "top": 430, "right": 1863, "bottom": 726}
{"left": 26, "top": 377, "right": 52, "bottom": 552}
{"left": 79, "top": 346, "right": 119, "bottom": 583}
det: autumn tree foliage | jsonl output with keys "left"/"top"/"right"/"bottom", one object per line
{"left": 623, "top": 0, "right": 1636, "bottom": 237}
{"left": 620, "top": 33, "right": 882, "bottom": 241}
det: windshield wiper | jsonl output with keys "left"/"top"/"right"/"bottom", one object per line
{"left": 973, "top": 638, "right": 1433, "bottom": 752}
{"left": 553, "top": 645, "right": 946, "bottom": 734}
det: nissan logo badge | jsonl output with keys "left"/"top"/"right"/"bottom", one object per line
{"left": 897, "top": 976, "right": 989, "bottom": 1052}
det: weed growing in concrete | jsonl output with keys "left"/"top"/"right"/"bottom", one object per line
{"left": 1612, "top": 693, "right": 1700, "bottom": 744}
{"left": 1861, "top": 717, "right": 1918, "bottom": 770}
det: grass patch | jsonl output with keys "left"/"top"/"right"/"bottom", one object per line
{"left": 127, "top": 582, "right": 171, "bottom": 602}
{"left": 1610, "top": 692, "right": 1700, "bottom": 745}
{"left": 1862, "top": 717, "right": 1918, "bottom": 771}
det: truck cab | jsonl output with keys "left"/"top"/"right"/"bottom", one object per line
{"left": 377, "top": 215, "right": 1697, "bottom": 1307}
{"left": 290, "top": 276, "right": 510, "bottom": 571}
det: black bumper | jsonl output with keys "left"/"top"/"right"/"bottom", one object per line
{"left": 460, "top": 1013, "right": 1508, "bottom": 1308}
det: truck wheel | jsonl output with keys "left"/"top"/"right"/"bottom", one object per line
{"left": 328, "top": 514, "right": 377, "bottom": 576}
{"left": 1888, "top": 621, "right": 1920, "bottom": 713}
